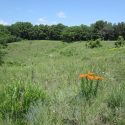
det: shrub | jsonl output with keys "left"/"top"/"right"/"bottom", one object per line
{"left": 114, "top": 36, "right": 124, "bottom": 48}
{"left": 0, "top": 48, "right": 3, "bottom": 65}
{"left": 0, "top": 35, "right": 21, "bottom": 47}
{"left": 0, "top": 82, "right": 48, "bottom": 124}
{"left": 86, "top": 39, "right": 102, "bottom": 48}
{"left": 0, "top": 45, "right": 6, "bottom": 65}
{"left": 0, "top": 51, "right": 3, "bottom": 65}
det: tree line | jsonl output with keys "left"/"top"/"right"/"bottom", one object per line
{"left": 0, "top": 20, "right": 125, "bottom": 44}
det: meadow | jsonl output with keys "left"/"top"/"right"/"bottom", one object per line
{"left": 0, "top": 40, "right": 125, "bottom": 125}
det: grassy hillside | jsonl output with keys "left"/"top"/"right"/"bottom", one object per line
{"left": 0, "top": 40, "right": 125, "bottom": 125}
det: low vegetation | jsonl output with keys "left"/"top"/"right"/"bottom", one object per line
{"left": 0, "top": 40, "right": 125, "bottom": 125}
{"left": 0, "top": 81, "right": 47, "bottom": 124}
{"left": 86, "top": 39, "right": 102, "bottom": 48}
{"left": 115, "top": 36, "right": 125, "bottom": 48}
{"left": 79, "top": 72, "right": 103, "bottom": 100}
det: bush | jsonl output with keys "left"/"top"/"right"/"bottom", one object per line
{"left": 86, "top": 39, "right": 102, "bottom": 48}
{"left": 0, "top": 35, "right": 21, "bottom": 45}
{"left": 114, "top": 36, "right": 124, "bottom": 48}
{"left": 0, "top": 82, "right": 48, "bottom": 124}
{"left": 0, "top": 50, "right": 4, "bottom": 65}
{"left": 0, "top": 45, "right": 6, "bottom": 65}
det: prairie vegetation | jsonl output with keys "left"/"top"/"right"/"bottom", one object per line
{"left": 0, "top": 40, "right": 125, "bottom": 125}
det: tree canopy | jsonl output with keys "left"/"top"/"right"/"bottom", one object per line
{"left": 0, "top": 20, "right": 125, "bottom": 43}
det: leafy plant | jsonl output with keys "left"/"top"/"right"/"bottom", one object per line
{"left": 114, "top": 36, "right": 124, "bottom": 48}
{"left": 79, "top": 72, "right": 103, "bottom": 100}
{"left": 0, "top": 82, "right": 48, "bottom": 124}
{"left": 0, "top": 45, "right": 6, "bottom": 65}
{"left": 0, "top": 35, "right": 21, "bottom": 46}
{"left": 86, "top": 39, "right": 102, "bottom": 48}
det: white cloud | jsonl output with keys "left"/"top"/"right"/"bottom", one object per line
{"left": 38, "top": 17, "right": 48, "bottom": 25}
{"left": 37, "top": 17, "right": 57, "bottom": 25}
{"left": 57, "top": 11, "right": 66, "bottom": 18}
{"left": 0, "top": 20, "right": 9, "bottom": 25}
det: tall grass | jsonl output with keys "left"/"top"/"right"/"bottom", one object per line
{"left": 0, "top": 40, "right": 125, "bottom": 124}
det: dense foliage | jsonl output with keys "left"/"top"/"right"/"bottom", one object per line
{"left": 86, "top": 39, "right": 102, "bottom": 48}
{"left": 0, "top": 25, "right": 21, "bottom": 46}
{"left": 114, "top": 36, "right": 125, "bottom": 47}
{"left": 0, "top": 81, "right": 48, "bottom": 124}
{"left": 0, "top": 46, "right": 4, "bottom": 65}
{"left": 0, "top": 20, "right": 125, "bottom": 43}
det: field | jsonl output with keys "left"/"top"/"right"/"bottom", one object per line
{"left": 0, "top": 40, "right": 125, "bottom": 125}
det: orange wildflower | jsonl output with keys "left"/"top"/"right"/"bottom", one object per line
{"left": 79, "top": 74, "right": 87, "bottom": 78}
{"left": 87, "top": 75, "right": 95, "bottom": 80}
{"left": 94, "top": 76, "right": 103, "bottom": 80}
{"left": 79, "top": 72, "right": 103, "bottom": 80}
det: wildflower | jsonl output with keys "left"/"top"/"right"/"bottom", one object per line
{"left": 79, "top": 74, "right": 87, "bottom": 78}
{"left": 87, "top": 75, "right": 95, "bottom": 80}
{"left": 95, "top": 76, "right": 103, "bottom": 80}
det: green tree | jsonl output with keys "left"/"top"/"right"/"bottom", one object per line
{"left": 113, "top": 22, "right": 125, "bottom": 40}
{"left": 90, "top": 20, "right": 107, "bottom": 40}
{"left": 102, "top": 22, "right": 114, "bottom": 40}
{"left": 28, "top": 25, "right": 47, "bottom": 40}
{"left": 10, "top": 22, "right": 33, "bottom": 39}
{"left": 0, "top": 24, "right": 21, "bottom": 46}
{"left": 48, "top": 23, "right": 66, "bottom": 40}
{"left": 61, "top": 26, "right": 86, "bottom": 42}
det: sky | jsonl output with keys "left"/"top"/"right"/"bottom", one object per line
{"left": 0, "top": 0, "right": 125, "bottom": 26}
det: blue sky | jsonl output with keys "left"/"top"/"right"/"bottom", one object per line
{"left": 0, "top": 0, "right": 125, "bottom": 26}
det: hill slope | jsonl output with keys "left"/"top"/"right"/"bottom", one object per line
{"left": 0, "top": 40, "right": 125, "bottom": 125}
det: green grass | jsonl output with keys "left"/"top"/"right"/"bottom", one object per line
{"left": 0, "top": 40, "right": 125, "bottom": 125}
